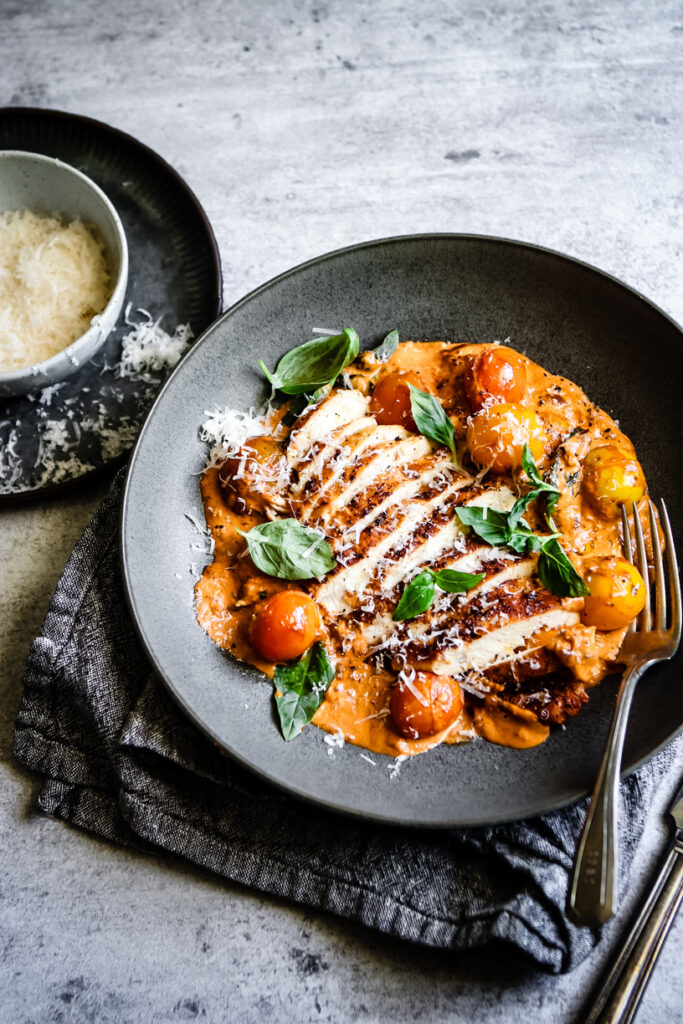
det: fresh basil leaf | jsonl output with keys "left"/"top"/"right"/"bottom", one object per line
{"left": 392, "top": 570, "right": 436, "bottom": 621}
{"left": 537, "top": 537, "right": 590, "bottom": 597}
{"left": 259, "top": 328, "right": 360, "bottom": 396}
{"left": 518, "top": 444, "right": 560, "bottom": 528}
{"left": 237, "top": 519, "right": 336, "bottom": 579}
{"left": 393, "top": 566, "right": 483, "bottom": 621}
{"left": 408, "top": 385, "right": 458, "bottom": 464}
{"left": 546, "top": 489, "right": 560, "bottom": 520}
{"left": 274, "top": 643, "right": 336, "bottom": 740}
{"left": 455, "top": 506, "right": 511, "bottom": 546}
{"left": 506, "top": 528, "right": 535, "bottom": 554}
{"left": 507, "top": 487, "right": 551, "bottom": 531}
{"left": 521, "top": 444, "right": 546, "bottom": 488}
{"left": 371, "top": 329, "right": 399, "bottom": 362}
{"left": 431, "top": 568, "right": 485, "bottom": 592}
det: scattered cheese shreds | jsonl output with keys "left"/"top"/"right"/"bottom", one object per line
{"left": 0, "top": 209, "right": 111, "bottom": 372}
{"left": 1, "top": 304, "right": 195, "bottom": 494}
{"left": 200, "top": 404, "right": 269, "bottom": 468}
{"left": 117, "top": 305, "right": 194, "bottom": 381}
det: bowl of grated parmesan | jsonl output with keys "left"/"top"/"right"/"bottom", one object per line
{"left": 0, "top": 150, "right": 128, "bottom": 397}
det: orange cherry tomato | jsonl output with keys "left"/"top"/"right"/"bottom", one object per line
{"left": 220, "top": 435, "right": 284, "bottom": 511}
{"left": 581, "top": 558, "right": 647, "bottom": 631}
{"left": 249, "top": 590, "right": 321, "bottom": 662}
{"left": 370, "top": 371, "right": 426, "bottom": 430}
{"left": 466, "top": 402, "right": 547, "bottom": 473}
{"left": 464, "top": 347, "right": 528, "bottom": 411}
{"left": 582, "top": 444, "right": 646, "bottom": 518}
{"left": 390, "top": 671, "right": 464, "bottom": 739}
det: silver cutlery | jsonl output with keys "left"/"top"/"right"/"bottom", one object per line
{"left": 568, "top": 499, "right": 681, "bottom": 927}
{"left": 584, "top": 777, "right": 683, "bottom": 1023}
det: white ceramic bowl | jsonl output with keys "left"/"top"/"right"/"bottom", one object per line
{"left": 0, "top": 150, "right": 128, "bottom": 398}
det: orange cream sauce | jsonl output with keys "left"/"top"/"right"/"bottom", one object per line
{"left": 195, "top": 340, "right": 652, "bottom": 757}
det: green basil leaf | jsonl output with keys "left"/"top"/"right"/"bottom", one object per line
{"left": 455, "top": 506, "right": 511, "bottom": 546}
{"left": 392, "top": 570, "right": 436, "bottom": 621}
{"left": 518, "top": 444, "right": 560, "bottom": 529}
{"left": 537, "top": 537, "right": 590, "bottom": 597}
{"left": 259, "top": 328, "right": 360, "bottom": 395}
{"left": 521, "top": 443, "right": 546, "bottom": 488}
{"left": 506, "top": 528, "right": 535, "bottom": 554}
{"left": 408, "top": 385, "right": 458, "bottom": 464}
{"left": 274, "top": 643, "right": 336, "bottom": 740}
{"left": 508, "top": 487, "right": 550, "bottom": 531}
{"left": 546, "top": 489, "right": 560, "bottom": 520}
{"left": 237, "top": 519, "right": 336, "bottom": 579}
{"left": 371, "top": 329, "right": 399, "bottom": 362}
{"left": 431, "top": 568, "right": 485, "bottom": 592}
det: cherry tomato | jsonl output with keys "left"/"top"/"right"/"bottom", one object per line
{"left": 581, "top": 558, "right": 647, "bottom": 631}
{"left": 390, "top": 671, "right": 463, "bottom": 739}
{"left": 464, "top": 347, "right": 528, "bottom": 411}
{"left": 221, "top": 435, "right": 284, "bottom": 511}
{"left": 370, "top": 371, "right": 426, "bottom": 430}
{"left": 466, "top": 402, "right": 547, "bottom": 473}
{"left": 582, "top": 444, "right": 645, "bottom": 517}
{"left": 249, "top": 590, "right": 321, "bottom": 661}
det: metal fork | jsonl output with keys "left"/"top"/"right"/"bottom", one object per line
{"left": 568, "top": 499, "right": 681, "bottom": 927}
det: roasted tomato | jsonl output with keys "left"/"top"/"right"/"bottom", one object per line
{"left": 249, "top": 590, "right": 321, "bottom": 661}
{"left": 370, "top": 371, "right": 427, "bottom": 430}
{"left": 466, "top": 402, "right": 547, "bottom": 473}
{"left": 220, "top": 435, "right": 285, "bottom": 513}
{"left": 581, "top": 557, "right": 647, "bottom": 631}
{"left": 464, "top": 346, "right": 528, "bottom": 411}
{"left": 582, "top": 445, "right": 646, "bottom": 517}
{"left": 390, "top": 671, "right": 463, "bottom": 739}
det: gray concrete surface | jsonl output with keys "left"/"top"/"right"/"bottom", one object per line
{"left": 1, "top": 0, "right": 682, "bottom": 1021}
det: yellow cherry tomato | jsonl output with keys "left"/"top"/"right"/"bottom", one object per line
{"left": 581, "top": 558, "right": 647, "bottom": 631}
{"left": 582, "top": 445, "right": 645, "bottom": 517}
{"left": 466, "top": 402, "right": 547, "bottom": 473}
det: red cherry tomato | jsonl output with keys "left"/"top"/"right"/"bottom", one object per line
{"left": 370, "top": 371, "right": 426, "bottom": 430}
{"left": 464, "top": 347, "right": 528, "bottom": 411}
{"left": 249, "top": 590, "right": 320, "bottom": 662}
{"left": 390, "top": 671, "right": 463, "bottom": 739}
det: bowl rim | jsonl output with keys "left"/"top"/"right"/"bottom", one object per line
{"left": 0, "top": 148, "right": 129, "bottom": 386}
{"left": 120, "top": 231, "right": 682, "bottom": 829}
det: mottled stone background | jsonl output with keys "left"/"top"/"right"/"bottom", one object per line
{"left": 1, "top": 0, "right": 681, "bottom": 1021}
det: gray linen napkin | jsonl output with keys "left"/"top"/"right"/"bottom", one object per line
{"left": 13, "top": 469, "right": 679, "bottom": 974}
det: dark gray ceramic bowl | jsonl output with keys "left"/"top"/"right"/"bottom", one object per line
{"left": 121, "top": 234, "right": 682, "bottom": 828}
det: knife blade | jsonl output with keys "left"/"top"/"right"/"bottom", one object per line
{"left": 584, "top": 776, "right": 683, "bottom": 1024}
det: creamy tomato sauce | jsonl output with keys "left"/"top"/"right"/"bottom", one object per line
{"left": 195, "top": 340, "right": 654, "bottom": 757}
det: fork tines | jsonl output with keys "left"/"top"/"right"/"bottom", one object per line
{"left": 621, "top": 500, "right": 681, "bottom": 646}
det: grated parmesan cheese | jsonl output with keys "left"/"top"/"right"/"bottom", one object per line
{"left": 200, "top": 404, "right": 270, "bottom": 468}
{"left": 0, "top": 305, "right": 194, "bottom": 495}
{"left": 117, "top": 304, "right": 194, "bottom": 381}
{"left": 0, "top": 208, "right": 111, "bottom": 372}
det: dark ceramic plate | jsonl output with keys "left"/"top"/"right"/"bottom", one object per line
{"left": 121, "top": 234, "right": 682, "bottom": 827}
{"left": 0, "top": 107, "right": 221, "bottom": 501}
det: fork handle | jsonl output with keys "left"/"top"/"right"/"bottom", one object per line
{"left": 568, "top": 664, "right": 645, "bottom": 926}
{"left": 584, "top": 842, "right": 683, "bottom": 1024}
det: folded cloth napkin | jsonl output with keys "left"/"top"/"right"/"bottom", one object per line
{"left": 13, "top": 469, "right": 680, "bottom": 975}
